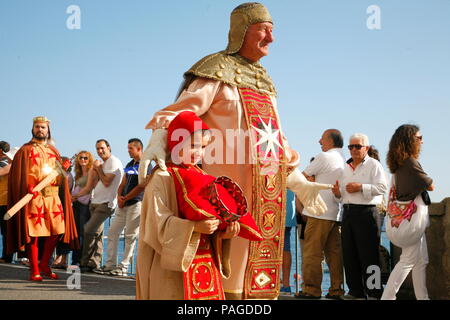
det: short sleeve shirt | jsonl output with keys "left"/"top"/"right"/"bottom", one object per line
{"left": 91, "top": 154, "right": 124, "bottom": 208}
{"left": 303, "top": 148, "right": 345, "bottom": 221}
{"left": 122, "top": 159, "right": 152, "bottom": 206}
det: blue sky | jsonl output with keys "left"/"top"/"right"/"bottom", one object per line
{"left": 1, "top": 0, "right": 449, "bottom": 202}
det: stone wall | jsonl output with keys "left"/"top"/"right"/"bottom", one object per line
{"left": 391, "top": 197, "right": 450, "bottom": 300}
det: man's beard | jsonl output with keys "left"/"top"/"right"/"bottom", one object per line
{"left": 32, "top": 133, "right": 48, "bottom": 141}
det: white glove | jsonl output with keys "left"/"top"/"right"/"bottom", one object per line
{"left": 286, "top": 168, "right": 333, "bottom": 216}
{"left": 138, "top": 129, "right": 168, "bottom": 184}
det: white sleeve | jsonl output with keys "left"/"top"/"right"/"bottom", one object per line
{"left": 104, "top": 157, "right": 122, "bottom": 175}
{"left": 304, "top": 153, "right": 326, "bottom": 176}
{"left": 361, "top": 162, "right": 388, "bottom": 199}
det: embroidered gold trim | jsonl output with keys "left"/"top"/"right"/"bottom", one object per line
{"left": 239, "top": 222, "right": 263, "bottom": 238}
{"left": 192, "top": 261, "right": 215, "bottom": 293}
{"left": 238, "top": 87, "right": 287, "bottom": 299}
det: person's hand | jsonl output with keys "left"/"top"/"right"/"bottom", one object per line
{"left": 301, "top": 214, "right": 308, "bottom": 223}
{"left": 71, "top": 194, "right": 79, "bottom": 203}
{"left": 346, "top": 182, "right": 362, "bottom": 193}
{"left": 93, "top": 160, "right": 101, "bottom": 170}
{"left": 193, "top": 218, "right": 220, "bottom": 235}
{"left": 138, "top": 129, "right": 169, "bottom": 184}
{"left": 118, "top": 196, "right": 126, "bottom": 208}
{"left": 220, "top": 222, "right": 240, "bottom": 239}
{"left": 332, "top": 180, "right": 341, "bottom": 198}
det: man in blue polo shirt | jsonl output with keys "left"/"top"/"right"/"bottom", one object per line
{"left": 95, "top": 138, "right": 150, "bottom": 276}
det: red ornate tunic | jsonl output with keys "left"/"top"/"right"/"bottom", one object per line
{"left": 167, "top": 163, "right": 225, "bottom": 300}
{"left": 27, "top": 143, "right": 65, "bottom": 236}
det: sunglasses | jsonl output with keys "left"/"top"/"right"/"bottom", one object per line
{"left": 416, "top": 135, "right": 423, "bottom": 141}
{"left": 78, "top": 156, "right": 89, "bottom": 160}
{"left": 348, "top": 144, "right": 365, "bottom": 150}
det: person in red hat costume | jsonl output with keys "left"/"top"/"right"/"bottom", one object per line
{"left": 6, "top": 116, "right": 78, "bottom": 281}
{"left": 136, "top": 111, "right": 262, "bottom": 300}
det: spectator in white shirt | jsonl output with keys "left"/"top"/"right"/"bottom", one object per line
{"left": 332, "top": 133, "right": 387, "bottom": 300}
{"left": 73, "top": 139, "right": 124, "bottom": 273}
{"left": 295, "top": 129, "right": 345, "bottom": 300}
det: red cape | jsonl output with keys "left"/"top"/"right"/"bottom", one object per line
{"left": 6, "top": 141, "right": 79, "bottom": 254}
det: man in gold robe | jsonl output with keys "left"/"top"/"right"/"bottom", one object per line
{"left": 138, "top": 2, "right": 331, "bottom": 299}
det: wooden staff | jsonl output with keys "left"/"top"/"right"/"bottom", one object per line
{"left": 3, "top": 170, "right": 59, "bottom": 221}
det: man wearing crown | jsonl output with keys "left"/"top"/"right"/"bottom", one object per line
{"left": 6, "top": 116, "right": 78, "bottom": 281}
{"left": 138, "top": 3, "right": 332, "bottom": 299}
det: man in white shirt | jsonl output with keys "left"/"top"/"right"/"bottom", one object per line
{"left": 332, "top": 133, "right": 387, "bottom": 300}
{"left": 75, "top": 139, "right": 124, "bottom": 273}
{"left": 295, "top": 129, "right": 345, "bottom": 299}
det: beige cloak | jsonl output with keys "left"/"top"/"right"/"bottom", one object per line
{"left": 135, "top": 168, "right": 231, "bottom": 300}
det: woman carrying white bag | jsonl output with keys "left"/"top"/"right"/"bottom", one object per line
{"left": 382, "top": 124, "right": 434, "bottom": 300}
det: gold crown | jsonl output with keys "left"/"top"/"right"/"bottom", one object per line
{"left": 33, "top": 116, "right": 50, "bottom": 123}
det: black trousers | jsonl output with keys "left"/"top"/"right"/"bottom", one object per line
{"left": 0, "top": 205, "right": 13, "bottom": 262}
{"left": 341, "top": 205, "right": 382, "bottom": 298}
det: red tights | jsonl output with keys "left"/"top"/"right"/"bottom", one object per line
{"left": 26, "top": 235, "right": 59, "bottom": 276}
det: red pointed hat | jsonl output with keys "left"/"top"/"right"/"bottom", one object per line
{"left": 167, "top": 111, "right": 210, "bottom": 152}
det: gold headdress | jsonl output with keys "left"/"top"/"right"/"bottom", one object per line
{"left": 182, "top": 3, "right": 276, "bottom": 96}
{"left": 225, "top": 2, "right": 273, "bottom": 54}
{"left": 33, "top": 116, "right": 50, "bottom": 124}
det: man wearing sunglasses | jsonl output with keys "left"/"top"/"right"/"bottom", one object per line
{"left": 331, "top": 133, "right": 387, "bottom": 300}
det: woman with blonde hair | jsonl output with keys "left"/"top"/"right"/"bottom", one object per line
{"left": 382, "top": 124, "right": 434, "bottom": 300}
{"left": 70, "top": 151, "right": 94, "bottom": 266}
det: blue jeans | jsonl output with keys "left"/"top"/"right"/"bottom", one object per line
{"left": 71, "top": 201, "right": 91, "bottom": 265}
